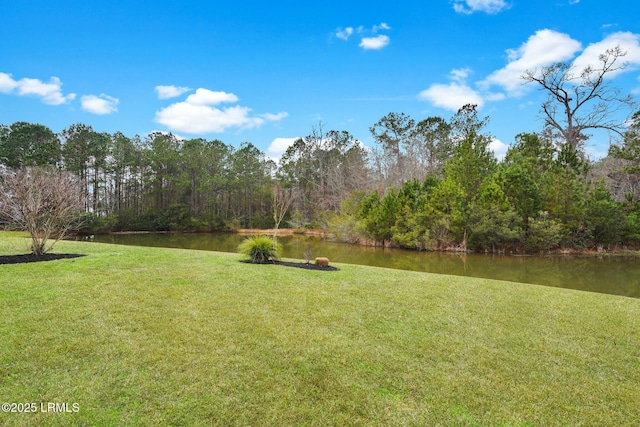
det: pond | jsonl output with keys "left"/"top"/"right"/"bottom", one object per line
{"left": 88, "top": 233, "right": 640, "bottom": 298}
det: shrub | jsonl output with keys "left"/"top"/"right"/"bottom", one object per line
{"left": 467, "top": 206, "right": 522, "bottom": 252}
{"left": 80, "top": 212, "right": 117, "bottom": 233}
{"left": 0, "top": 166, "right": 85, "bottom": 255}
{"left": 238, "top": 235, "right": 282, "bottom": 263}
{"left": 225, "top": 218, "right": 242, "bottom": 232}
{"left": 525, "top": 211, "right": 563, "bottom": 252}
{"left": 314, "top": 257, "right": 329, "bottom": 267}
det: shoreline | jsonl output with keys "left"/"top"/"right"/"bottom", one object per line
{"left": 75, "top": 229, "right": 640, "bottom": 257}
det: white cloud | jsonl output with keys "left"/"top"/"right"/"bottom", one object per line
{"left": 450, "top": 67, "right": 473, "bottom": 83}
{"left": 418, "top": 82, "right": 484, "bottom": 111}
{"left": 81, "top": 94, "right": 119, "bottom": 115}
{"left": 0, "top": 72, "right": 76, "bottom": 105}
{"left": 260, "top": 112, "right": 289, "bottom": 121}
{"left": 185, "top": 88, "right": 239, "bottom": 105}
{"left": 156, "top": 104, "right": 259, "bottom": 133}
{"left": 372, "top": 22, "right": 391, "bottom": 33}
{"left": 336, "top": 23, "right": 392, "bottom": 50}
{"left": 571, "top": 32, "right": 640, "bottom": 78}
{"left": 335, "top": 27, "right": 354, "bottom": 41}
{"left": 359, "top": 35, "right": 390, "bottom": 50}
{"left": 489, "top": 138, "right": 509, "bottom": 160}
{"left": 482, "top": 29, "right": 582, "bottom": 95}
{"left": 481, "top": 30, "right": 640, "bottom": 98}
{"left": 155, "top": 85, "right": 191, "bottom": 99}
{"left": 267, "top": 137, "right": 300, "bottom": 160}
{"left": 155, "top": 88, "right": 287, "bottom": 134}
{"left": 16, "top": 77, "right": 76, "bottom": 105}
{"left": 0, "top": 72, "right": 19, "bottom": 92}
{"left": 419, "top": 67, "right": 485, "bottom": 110}
{"left": 453, "top": 0, "right": 510, "bottom": 15}
{"left": 419, "top": 29, "right": 640, "bottom": 115}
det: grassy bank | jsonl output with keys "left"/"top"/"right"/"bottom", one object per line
{"left": 1, "top": 232, "right": 638, "bottom": 426}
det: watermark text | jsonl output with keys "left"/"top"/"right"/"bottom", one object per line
{"left": 2, "top": 402, "right": 80, "bottom": 413}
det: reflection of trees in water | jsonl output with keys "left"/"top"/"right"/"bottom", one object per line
{"left": 91, "top": 233, "right": 640, "bottom": 298}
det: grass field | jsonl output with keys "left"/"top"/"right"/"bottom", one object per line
{"left": 1, "top": 232, "right": 639, "bottom": 426}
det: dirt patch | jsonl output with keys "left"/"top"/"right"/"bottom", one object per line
{"left": 0, "top": 253, "right": 86, "bottom": 265}
{"left": 240, "top": 259, "right": 339, "bottom": 271}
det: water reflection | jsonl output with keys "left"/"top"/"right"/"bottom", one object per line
{"left": 88, "top": 233, "right": 640, "bottom": 298}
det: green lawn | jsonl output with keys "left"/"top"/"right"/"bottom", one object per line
{"left": 1, "top": 232, "right": 639, "bottom": 426}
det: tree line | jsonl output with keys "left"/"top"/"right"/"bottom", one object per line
{"left": 327, "top": 105, "right": 640, "bottom": 252}
{"left": 1, "top": 104, "right": 640, "bottom": 252}
{"left": 0, "top": 122, "right": 281, "bottom": 231}
{"left": 2, "top": 46, "right": 639, "bottom": 252}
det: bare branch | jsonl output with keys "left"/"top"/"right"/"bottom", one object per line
{"left": 522, "top": 45, "right": 636, "bottom": 154}
{"left": 0, "top": 167, "right": 86, "bottom": 255}
{"left": 272, "top": 185, "right": 297, "bottom": 243}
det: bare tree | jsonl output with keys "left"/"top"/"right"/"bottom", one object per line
{"left": 523, "top": 46, "right": 636, "bottom": 154}
{"left": 278, "top": 125, "right": 370, "bottom": 222}
{"left": 370, "top": 112, "right": 415, "bottom": 187}
{"left": 0, "top": 167, "right": 85, "bottom": 255}
{"left": 272, "top": 185, "right": 296, "bottom": 244}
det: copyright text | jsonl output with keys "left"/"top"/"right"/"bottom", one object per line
{"left": 2, "top": 402, "right": 80, "bottom": 413}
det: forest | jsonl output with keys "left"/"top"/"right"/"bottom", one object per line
{"left": 2, "top": 102, "right": 640, "bottom": 253}
{"left": 3, "top": 48, "right": 640, "bottom": 253}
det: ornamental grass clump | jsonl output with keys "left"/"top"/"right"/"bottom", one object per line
{"left": 238, "top": 235, "right": 282, "bottom": 263}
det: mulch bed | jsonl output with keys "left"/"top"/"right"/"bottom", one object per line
{"left": 0, "top": 253, "right": 86, "bottom": 265}
{"left": 241, "top": 260, "right": 339, "bottom": 271}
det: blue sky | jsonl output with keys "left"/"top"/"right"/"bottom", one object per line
{"left": 1, "top": 0, "right": 639, "bottom": 160}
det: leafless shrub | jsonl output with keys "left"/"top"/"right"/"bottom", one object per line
{"left": 302, "top": 250, "right": 313, "bottom": 264}
{"left": 0, "top": 167, "right": 86, "bottom": 255}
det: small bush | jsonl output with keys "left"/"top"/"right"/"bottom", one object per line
{"left": 315, "top": 257, "right": 329, "bottom": 267}
{"left": 224, "top": 218, "right": 242, "bottom": 232}
{"left": 238, "top": 235, "right": 282, "bottom": 263}
{"left": 525, "top": 211, "right": 563, "bottom": 252}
